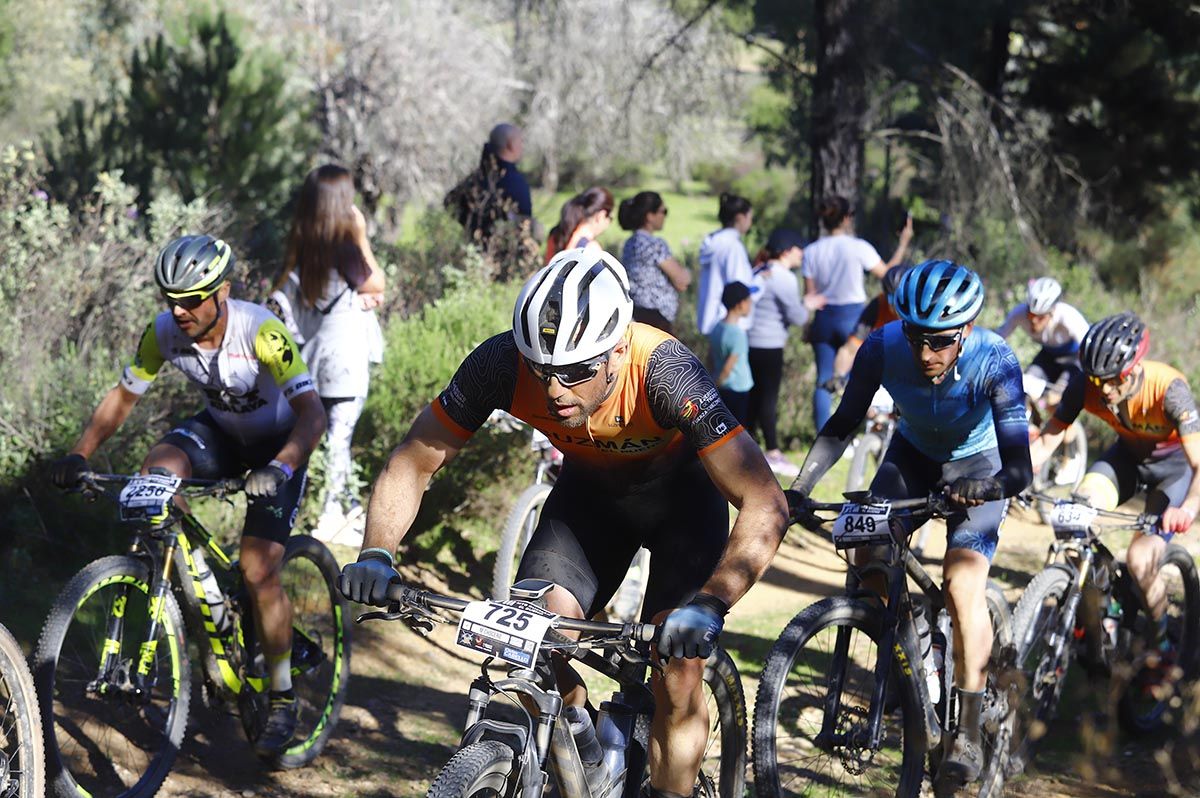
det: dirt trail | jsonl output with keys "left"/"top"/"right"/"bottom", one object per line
{"left": 153, "top": 502, "right": 1198, "bottom": 797}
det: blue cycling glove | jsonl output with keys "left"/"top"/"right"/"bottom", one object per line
{"left": 657, "top": 593, "right": 729, "bottom": 660}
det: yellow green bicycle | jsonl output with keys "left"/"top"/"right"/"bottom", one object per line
{"left": 34, "top": 471, "right": 350, "bottom": 797}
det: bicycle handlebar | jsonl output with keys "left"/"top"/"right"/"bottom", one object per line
{"left": 791, "top": 491, "right": 955, "bottom": 527}
{"left": 75, "top": 471, "right": 246, "bottom": 500}
{"left": 1025, "top": 490, "right": 1159, "bottom": 529}
{"left": 383, "top": 580, "right": 658, "bottom": 643}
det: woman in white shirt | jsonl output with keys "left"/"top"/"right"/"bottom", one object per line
{"left": 272, "top": 164, "right": 385, "bottom": 542}
{"left": 803, "top": 196, "right": 911, "bottom": 429}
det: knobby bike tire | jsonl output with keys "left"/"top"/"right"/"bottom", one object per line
{"left": 1117, "top": 543, "right": 1200, "bottom": 736}
{"left": 35, "top": 555, "right": 191, "bottom": 798}
{"left": 425, "top": 740, "right": 515, "bottom": 798}
{"left": 258, "top": 534, "right": 352, "bottom": 769}
{"left": 1007, "top": 565, "right": 1073, "bottom": 776}
{"left": 975, "top": 585, "right": 1016, "bottom": 798}
{"left": 846, "top": 431, "right": 884, "bottom": 493}
{"left": 752, "top": 596, "right": 925, "bottom": 798}
{"left": 701, "top": 648, "right": 748, "bottom": 797}
{"left": 492, "top": 483, "right": 552, "bottom": 602}
{"left": 0, "top": 621, "right": 44, "bottom": 797}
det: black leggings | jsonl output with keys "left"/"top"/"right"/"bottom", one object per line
{"left": 747, "top": 347, "right": 785, "bottom": 450}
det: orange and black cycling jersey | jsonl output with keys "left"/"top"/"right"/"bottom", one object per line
{"left": 431, "top": 322, "right": 744, "bottom": 491}
{"left": 1055, "top": 360, "right": 1200, "bottom": 458}
{"left": 851, "top": 292, "right": 899, "bottom": 342}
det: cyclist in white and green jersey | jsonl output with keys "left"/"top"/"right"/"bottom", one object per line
{"left": 50, "top": 235, "right": 327, "bottom": 756}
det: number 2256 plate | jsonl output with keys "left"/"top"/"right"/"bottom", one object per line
{"left": 456, "top": 600, "right": 557, "bottom": 667}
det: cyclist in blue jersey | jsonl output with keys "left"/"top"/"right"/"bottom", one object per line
{"left": 788, "top": 259, "right": 1032, "bottom": 788}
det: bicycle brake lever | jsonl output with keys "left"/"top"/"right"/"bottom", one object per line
{"left": 354, "top": 609, "right": 406, "bottom": 624}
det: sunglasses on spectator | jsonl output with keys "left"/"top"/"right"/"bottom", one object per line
{"left": 902, "top": 323, "right": 963, "bottom": 352}
{"left": 524, "top": 353, "right": 609, "bottom": 388}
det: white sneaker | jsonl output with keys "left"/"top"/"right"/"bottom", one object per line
{"left": 311, "top": 507, "right": 346, "bottom": 543}
{"left": 766, "top": 451, "right": 800, "bottom": 479}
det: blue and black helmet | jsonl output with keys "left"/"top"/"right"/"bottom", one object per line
{"left": 893, "top": 259, "right": 985, "bottom": 330}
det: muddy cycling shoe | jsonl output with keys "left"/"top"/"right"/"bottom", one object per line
{"left": 254, "top": 691, "right": 299, "bottom": 757}
{"left": 934, "top": 733, "right": 984, "bottom": 795}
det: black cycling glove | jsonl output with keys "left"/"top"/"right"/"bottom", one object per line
{"left": 338, "top": 551, "right": 399, "bottom": 606}
{"left": 657, "top": 593, "right": 729, "bottom": 660}
{"left": 245, "top": 462, "right": 290, "bottom": 498}
{"left": 946, "top": 476, "right": 1003, "bottom": 507}
{"left": 785, "top": 489, "right": 825, "bottom": 532}
{"left": 50, "top": 453, "right": 88, "bottom": 488}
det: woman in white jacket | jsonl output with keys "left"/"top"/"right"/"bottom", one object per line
{"left": 271, "top": 164, "right": 385, "bottom": 542}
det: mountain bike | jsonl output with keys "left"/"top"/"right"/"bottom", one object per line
{"left": 358, "top": 577, "right": 746, "bottom": 797}
{"left": 753, "top": 491, "right": 1017, "bottom": 798}
{"left": 0, "top": 620, "right": 43, "bottom": 797}
{"left": 35, "top": 471, "right": 351, "bottom": 798}
{"left": 1007, "top": 495, "right": 1200, "bottom": 775}
{"left": 491, "top": 425, "right": 650, "bottom": 624}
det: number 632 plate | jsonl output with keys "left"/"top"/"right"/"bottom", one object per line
{"left": 456, "top": 600, "right": 557, "bottom": 667}
{"left": 832, "top": 502, "right": 893, "bottom": 549}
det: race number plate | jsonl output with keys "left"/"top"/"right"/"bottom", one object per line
{"left": 832, "top": 502, "right": 893, "bottom": 549}
{"left": 118, "top": 473, "right": 182, "bottom": 523}
{"left": 456, "top": 600, "right": 557, "bottom": 667}
{"left": 1049, "top": 501, "right": 1097, "bottom": 539}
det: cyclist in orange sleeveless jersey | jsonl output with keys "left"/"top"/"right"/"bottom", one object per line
{"left": 339, "top": 249, "right": 788, "bottom": 798}
{"left": 1032, "top": 313, "right": 1200, "bottom": 634}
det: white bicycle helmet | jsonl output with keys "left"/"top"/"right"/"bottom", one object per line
{"left": 513, "top": 248, "right": 633, "bottom": 365}
{"left": 1027, "top": 277, "right": 1062, "bottom": 316}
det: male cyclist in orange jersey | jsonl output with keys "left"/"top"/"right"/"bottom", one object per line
{"left": 1031, "top": 312, "right": 1200, "bottom": 646}
{"left": 339, "top": 249, "right": 788, "bottom": 798}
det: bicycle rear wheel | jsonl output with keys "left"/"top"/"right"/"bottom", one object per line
{"left": 492, "top": 483, "right": 552, "bottom": 601}
{"left": 753, "top": 596, "right": 924, "bottom": 798}
{"left": 0, "top": 621, "right": 44, "bottom": 797}
{"left": 1117, "top": 543, "right": 1200, "bottom": 735}
{"left": 698, "top": 648, "right": 747, "bottom": 797}
{"left": 35, "top": 555, "right": 191, "bottom": 798}
{"left": 241, "top": 535, "right": 351, "bottom": 768}
{"left": 846, "top": 431, "right": 884, "bottom": 493}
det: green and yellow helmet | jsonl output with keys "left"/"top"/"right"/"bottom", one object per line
{"left": 154, "top": 235, "right": 235, "bottom": 299}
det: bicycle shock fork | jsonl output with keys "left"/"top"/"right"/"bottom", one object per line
{"left": 1044, "top": 548, "right": 1094, "bottom": 680}
{"left": 133, "top": 534, "right": 180, "bottom": 695}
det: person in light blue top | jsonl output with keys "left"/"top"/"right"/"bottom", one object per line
{"left": 696, "top": 193, "right": 755, "bottom": 335}
{"left": 789, "top": 259, "right": 1032, "bottom": 792}
{"left": 803, "top": 196, "right": 912, "bottom": 428}
{"left": 708, "top": 281, "right": 754, "bottom": 424}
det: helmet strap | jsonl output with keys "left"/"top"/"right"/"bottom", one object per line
{"left": 929, "top": 342, "right": 964, "bottom": 386}
{"left": 192, "top": 293, "right": 225, "bottom": 340}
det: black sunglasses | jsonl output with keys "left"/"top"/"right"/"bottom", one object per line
{"left": 902, "top": 323, "right": 963, "bottom": 352}
{"left": 524, "top": 354, "right": 609, "bottom": 388}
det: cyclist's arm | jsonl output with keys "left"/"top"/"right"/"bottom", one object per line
{"left": 988, "top": 344, "right": 1034, "bottom": 497}
{"left": 697, "top": 432, "right": 789, "bottom": 608}
{"left": 72, "top": 320, "right": 163, "bottom": 457}
{"left": 994, "top": 305, "right": 1023, "bottom": 340}
{"left": 644, "top": 339, "right": 788, "bottom": 608}
{"left": 362, "top": 333, "right": 519, "bottom": 555}
{"left": 361, "top": 407, "right": 467, "bottom": 555}
{"left": 793, "top": 331, "right": 885, "bottom": 494}
{"left": 1031, "top": 369, "right": 1085, "bottom": 470}
{"left": 1165, "top": 379, "right": 1200, "bottom": 523}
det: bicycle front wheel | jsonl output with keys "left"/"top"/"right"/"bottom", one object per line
{"left": 425, "top": 740, "right": 515, "bottom": 798}
{"left": 0, "top": 621, "right": 44, "bottom": 797}
{"left": 698, "top": 648, "right": 747, "bottom": 797}
{"left": 753, "top": 596, "right": 924, "bottom": 798}
{"left": 35, "top": 555, "right": 191, "bottom": 798}
{"left": 251, "top": 534, "right": 352, "bottom": 769}
{"left": 976, "top": 585, "right": 1016, "bottom": 798}
{"left": 1008, "top": 565, "right": 1074, "bottom": 776}
{"left": 492, "top": 482, "right": 551, "bottom": 601}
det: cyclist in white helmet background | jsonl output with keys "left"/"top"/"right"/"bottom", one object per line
{"left": 994, "top": 276, "right": 1090, "bottom": 411}
{"left": 339, "top": 248, "right": 788, "bottom": 798}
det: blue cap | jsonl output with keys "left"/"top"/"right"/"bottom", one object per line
{"left": 766, "top": 228, "right": 805, "bottom": 254}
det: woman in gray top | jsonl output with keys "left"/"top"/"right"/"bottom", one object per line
{"left": 618, "top": 191, "right": 691, "bottom": 333}
{"left": 747, "top": 229, "right": 826, "bottom": 477}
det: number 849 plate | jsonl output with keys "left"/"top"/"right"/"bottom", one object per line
{"left": 456, "top": 599, "right": 557, "bottom": 667}
{"left": 832, "top": 502, "right": 893, "bottom": 549}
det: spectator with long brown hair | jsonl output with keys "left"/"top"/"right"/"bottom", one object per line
{"left": 544, "top": 186, "right": 613, "bottom": 263}
{"left": 271, "top": 164, "right": 385, "bottom": 543}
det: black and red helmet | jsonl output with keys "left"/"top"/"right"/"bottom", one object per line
{"left": 1079, "top": 312, "right": 1149, "bottom": 380}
